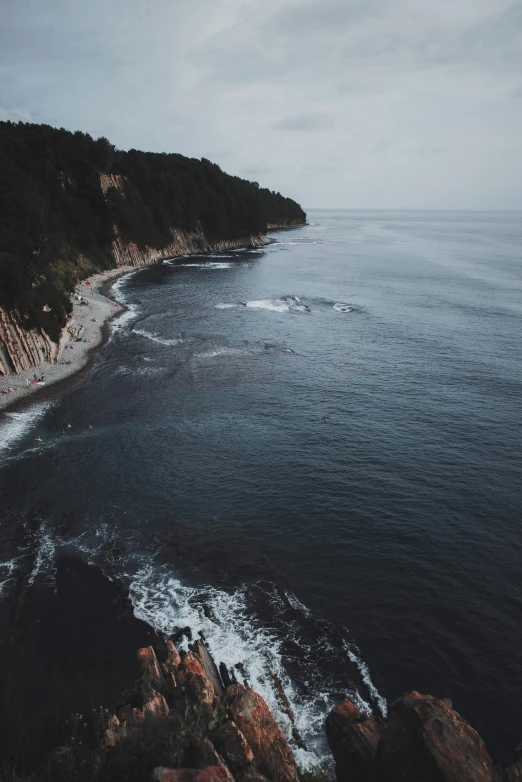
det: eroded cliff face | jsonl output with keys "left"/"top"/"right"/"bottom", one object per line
{"left": 111, "top": 226, "right": 270, "bottom": 269}
{"left": 326, "top": 691, "right": 522, "bottom": 782}
{"left": 36, "top": 639, "right": 300, "bottom": 782}
{"left": 0, "top": 217, "right": 273, "bottom": 376}
{"left": 0, "top": 308, "right": 58, "bottom": 376}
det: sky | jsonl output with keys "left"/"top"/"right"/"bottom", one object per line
{"left": 1, "top": 0, "right": 521, "bottom": 209}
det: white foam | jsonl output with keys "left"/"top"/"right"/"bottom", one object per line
{"left": 128, "top": 564, "right": 331, "bottom": 767}
{"left": 215, "top": 303, "right": 237, "bottom": 309}
{"left": 343, "top": 640, "right": 388, "bottom": 718}
{"left": 110, "top": 273, "right": 141, "bottom": 332}
{"left": 286, "top": 591, "right": 312, "bottom": 618}
{"left": 180, "top": 262, "right": 234, "bottom": 270}
{"left": 28, "top": 526, "right": 56, "bottom": 586}
{"left": 333, "top": 303, "right": 352, "bottom": 313}
{"left": 133, "top": 328, "right": 182, "bottom": 347}
{"left": 0, "top": 401, "right": 53, "bottom": 458}
{"left": 0, "top": 557, "right": 21, "bottom": 596}
{"left": 244, "top": 297, "right": 310, "bottom": 314}
{"left": 195, "top": 347, "right": 245, "bottom": 359}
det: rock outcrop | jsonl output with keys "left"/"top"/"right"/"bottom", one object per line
{"left": 38, "top": 639, "right": 299, "bottom": 782}
{"left": 0, "top": 307, "right": 58, "bottom": 375}
{"left": 0, "top": 221, "right": 272, "bottom": 376}
{"left": 110, "top": 224, "right": 269, "bottom": 269}
{"left": 326, "top": 691, "right": 512, "bottom": 782}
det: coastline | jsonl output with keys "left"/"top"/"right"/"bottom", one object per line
{"left": 0, "top": 229, "right": 299, "bottom": 416}
{"left": 0, "top": 266, "right": 133, "bottom": 414}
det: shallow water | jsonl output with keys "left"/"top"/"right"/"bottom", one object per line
{"left": 1, "top": 210, "right": 521, "bottom": 763}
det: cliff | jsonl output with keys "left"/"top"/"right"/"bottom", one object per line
{"left": 0, "top": 121, "right": 306, "bottom": 375}
{"left": 326, "top": 692, "right": 522, "bottom": 782}
{"left": 29, "top": 638, "right": 301, "bottom": 782}
{"left": 11, "top": 629, "right": 522, "bottom": 782}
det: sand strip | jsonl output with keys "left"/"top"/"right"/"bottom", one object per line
{"left": 0, "top": 266, "right": 133, "bottom": 412}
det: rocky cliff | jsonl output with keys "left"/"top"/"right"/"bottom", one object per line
{"left": 0, "top": 225, "right": 271, "bottom": 376}
{"left": 32, "top": 638, "right": 300, "bottom": 782}
{"left": 0, "top": 120, "right": 306, "bottom": 377}
{"left": 14, "top": 629, "right": 522, "bottom": 782}
{"left": 326, "top": 691, "right": 522, "bottom": 782}
{"left": 0, "top": 306, "right": 58, "bottom": 375}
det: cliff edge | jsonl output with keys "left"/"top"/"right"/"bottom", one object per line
{"left": 0, "top": 121, "right": 306, "bottom": 376}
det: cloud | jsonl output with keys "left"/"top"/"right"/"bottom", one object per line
{"left": 0, "top": 0, "right": 521, "bottom": 208}
{"left": 0, "top": 106, "right": 32, "bottom": 122}
{"left": 273, "top": 111, "right": 337, "bottom": 132}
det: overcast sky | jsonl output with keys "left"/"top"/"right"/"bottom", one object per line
{"left": 1, "top": 0, "right": 521, "bottom": 209}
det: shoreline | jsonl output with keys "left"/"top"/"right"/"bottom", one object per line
{"left": 0, "top": 231, "right": 295, "bottom": 417}
{"left": 0, "top": 266, "right": 133, "bottom": 415}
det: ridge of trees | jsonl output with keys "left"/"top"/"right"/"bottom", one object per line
{"left": 0, "top": 122, "right": 306, "bottom": 341}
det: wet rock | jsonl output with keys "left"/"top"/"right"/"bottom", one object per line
{"left": 375, "top": 691, "right": 496, "bottom": 782}
{"left": 178, "top": 652, "right": 217, "bottom": 707}
{"left": 194, "top": 639, "right": 224, "bottom": 695}
{"left": 223, "top": 684, "right": 299, "bottom": 782}
{"left": 143, "top": 690, "right": 170, "bottom": 717}
{"left": 181, "top": 735, "right": 224, "bottom": 769}
{"left": 219, "top": 662, "right": 233, "bottom": 689}
{"left": 326, "top": 699, "right": 382, "bottom": 782}
{"left": 211, "top": 720, "right": 254, "bottom": 771}
{"left": 138, "top": 645, "right": 166, "bottom": 694}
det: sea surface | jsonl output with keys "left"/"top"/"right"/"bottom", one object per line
{"left": 1, "top": 210, "right": 521, "bottom": 765}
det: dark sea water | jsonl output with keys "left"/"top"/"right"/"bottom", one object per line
{"left": 1, "top": 210, "right": 521, "bottom": 767}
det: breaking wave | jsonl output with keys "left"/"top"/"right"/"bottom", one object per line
{"left": 216, "top": 296, "right": 311, "bottom": 314}
{"left": 127, "top": 562, "right": 386, "bottom": 769}
{"left": 111, "top": 273, "right": 141, "bottom": 331}
{"left": 132, "top": 328, "right": 183, "bottom": 347}
{"left": 0, "top": 401, "right": 53, "bottom": 459}
{"left": 0, "top": 518, "right": 386, "bottom": 771}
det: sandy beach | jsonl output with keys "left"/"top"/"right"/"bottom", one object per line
{"left": 0, "top": 266, "right": 133, "bottom": 412}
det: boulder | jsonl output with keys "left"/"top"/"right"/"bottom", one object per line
{"left": 178, "top": 652, "right": 217, "bottom": 707}
{"left": 326, "top": 699, "right": 382, "bottom": 782}
{"left": 375, "top": 691, "right": 496, "bottom": 782}
{"left": 223, "top": 684, "right": 299, "bottom": 782}
{"left": 211, "top": 720, "right": 254, "bottom": 771}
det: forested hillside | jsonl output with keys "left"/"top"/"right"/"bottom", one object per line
{"left": 0, "top": 122, "right": 305, "bottom": 341}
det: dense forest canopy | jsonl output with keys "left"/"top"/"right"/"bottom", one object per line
{"left": 0, "top": 122, "right": 306, "bottom": 341}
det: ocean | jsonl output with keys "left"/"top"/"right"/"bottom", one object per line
{"left": 1, "top": 210, "right": 521, "bottom": 767}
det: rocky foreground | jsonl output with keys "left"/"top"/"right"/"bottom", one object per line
{"left": 18, "top": 634, "right": 521, "bottom": 782}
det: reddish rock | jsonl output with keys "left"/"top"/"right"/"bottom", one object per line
{"left": 137, "top": 645, "right": 165, "bottom": 692}
{"left": 166, "top": 640, "right": 182, "bottom": 669}
{"left": 375, "top": 691, "right": 496, "bottom": 782}
{"left": 103, "top": 713, "right": 121, "bottom": 748}
{"left": 178, "top": 652, "right": 217, "bottom": 707}
{"left": 181, "top": 735, "right": 224, "bottom": 769}
{"left": 326, "top": 699, "right": 382, "bottom": 782}
{"left": 152, "top": 765, "right": 234, "bottom": 782}
{"left": 223, "top": 684, "right": 299, "bottom": 782}
{"left": 211, "top": 720, "right": 254, "bottom": 771}
{"left": 143, "top": 689, "right": 170, "bottom": 717}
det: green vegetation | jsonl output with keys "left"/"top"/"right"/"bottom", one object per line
{"left": 0, "top": 122, "right": 306, "bottom": 341}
